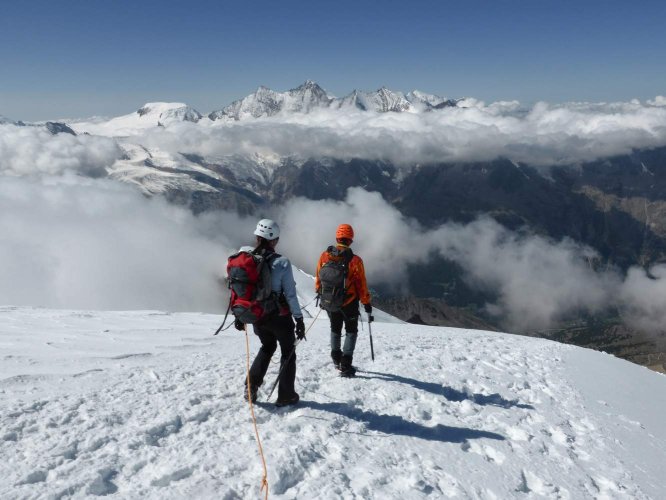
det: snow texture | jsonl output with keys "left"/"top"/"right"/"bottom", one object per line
{"left": 1, "top": 303, "right": 664, "bottom": 499}
{"left": 70, "top": 103, "right": 202, "bottom": 137}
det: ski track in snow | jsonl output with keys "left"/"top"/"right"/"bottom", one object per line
{"left": 1, "top": 307, "right": 665, "bottom": 499}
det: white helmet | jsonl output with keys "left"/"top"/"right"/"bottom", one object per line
{"left": 254, "top": 219, "right": 280, "bottom": 239}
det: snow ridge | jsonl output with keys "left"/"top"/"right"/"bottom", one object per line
{"left": 208, "top": 81, "right": 457, "bottom": 120}
{"left": 70, "top": 102, "right": 202, "bottom": 136}
{"left": 209, "top": 81, "right": 333, "bottom": 121}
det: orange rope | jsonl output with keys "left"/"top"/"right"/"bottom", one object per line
{"left": 245, "top": 325, "right": 269, "bottom": 500}
{"left": 243, "top": 310, "right": 321, "bottom": 498}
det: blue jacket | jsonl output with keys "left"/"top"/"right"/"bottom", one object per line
{"left": 270, "top": 255, "right": 303, "bottom": 319}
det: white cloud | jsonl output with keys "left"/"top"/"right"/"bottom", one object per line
{"left": 647, "top": 96, "right": 666, "bottom": 107}
{"left": 426, "top": 219, "right": 619, "bottom": 332}
{"left": 0, "top": 176, "right": 238, "bottom": 312}
{"left": 0, "top": 124, "right": 122, "bottom": 177}
{"left": 3, "top": 103, "right": 666, "bottom": 333}
{"left": 277, "top": 188, "right": 431, "bottom": 288}
{"left": 619, "top": 265, "right": 666, "bottom": 333}
{"left": 277, "top": 188, "right": 666, "bottom": 334}
{"left": 1, "top": 177, "right": 665, "bottom": 334}
{"left": 125, "top": 97, "right": 666, "bottom": 167}
{"left": 7, "top": 96, "right": 666, "bottom": 179}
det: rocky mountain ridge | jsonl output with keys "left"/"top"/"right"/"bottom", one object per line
{"left": 206, "top": 80, "right": 459, "bottom": 120}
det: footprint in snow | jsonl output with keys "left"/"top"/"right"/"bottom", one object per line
{"left": 516, "top": 469, "right": 565, "bottom": 497}
{"left": 87, "top": 468, "right": 118, "bottom": 496}
{"left": 150, "top": 467, "right": 194, "bottom": 487}
{"left": 186, "top": 409, "right": 212, "bottom": 424}
{"left": 461, "top": 441, "right": 506, "bottom": 464}
{"left": 144, "top": 416, "right": 182, "bottom": 446}
{"left": 17, "top": 469, "right": 48, "bottom": 485}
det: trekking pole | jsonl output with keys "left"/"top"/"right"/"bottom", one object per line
{"left": 266, "top": 339, "right": 302, "bottom": 400}
{"left": 368, "top": 313, "right": 375, "bottom": 361}
{"left": 266, "top": 309, "right": 321, "bottom": 400}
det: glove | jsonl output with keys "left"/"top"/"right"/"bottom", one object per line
{"left": 295, "top": 317, "right": 306, "bottom": 340}
{"left": 365, "top": 304, "right": 374, "bottom": 323}
{"left": 234, "top": 318, "right": 245, "bottom": 331}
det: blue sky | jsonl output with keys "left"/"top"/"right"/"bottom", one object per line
{"left": 1, "top": 0, "right": 665, "bottom": 120}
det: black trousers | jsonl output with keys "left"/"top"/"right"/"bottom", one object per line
{"left": 248, "top": 314, "right": 297, "bottom": 399}
{"left": 328, "top": 300, "right": 359, "bottom": 357}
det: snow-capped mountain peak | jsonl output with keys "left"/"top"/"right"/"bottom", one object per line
{"left": 0, "top": 114, "right": 76, "bottom": 135}
{"left": 406, "top": 90, "right": 445, "bottom": 107}
{"left": 209, "top": 87, "right": 282, "bottom": 121}
{"left": 285, "top": 80, "right": 333, "bottom": 112}
{"left": 209, "top": 80, "right": 332, "bottom": 121}
{"left": 69, "top": 102, "right": 202, "bottom": 136}
{"left": 373, "top": 86, "right": 411, "bottom": 112}
{"left": 405, "top": 90, "right": 460, "bottom": 110}
{"left": 136, "top": 102, "right": 202, "bottom": 125}
{"left": 44, "top": 122, "right": 76, "bottom": 135}
{"left": 68, "top": 82, "right": 465, "bottom": 136}
{"left": 336, "top": 87, "right": 412, "bottom": 113}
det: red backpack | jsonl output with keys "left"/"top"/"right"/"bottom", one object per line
{"left": 226, "top": 250, "right": 278, "bottom": 324}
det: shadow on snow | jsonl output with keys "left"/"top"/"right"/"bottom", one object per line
{"left": 298, "top": 400, "right": 505, "bottom": 443}
{"left": 357, "top": 371, "right": 535, "bottom": 410}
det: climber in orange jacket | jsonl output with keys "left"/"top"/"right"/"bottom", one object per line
{"left": 315, "top": 223, "right": 372, "bottom": 377}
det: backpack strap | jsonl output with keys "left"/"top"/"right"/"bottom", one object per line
{"left": 343, "top": 248, "right": 354, "bottom": 265}
{"left": 213, "top": 295, "right": 234, "bottom": 336}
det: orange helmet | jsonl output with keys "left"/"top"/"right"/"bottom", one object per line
{"left": 336, "top": 223, "right": 354, "bottom": 240}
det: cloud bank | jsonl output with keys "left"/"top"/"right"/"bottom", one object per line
{"left": 0, "top": 124, "right": 122, "bottom": 177}
{"left": 0, "top": 176, "right": 237, "bottom": 312}
{"left": 4, "top": 95, "right": 666, "bottom": 181}
{"left": 3, "top": 97, "right": 666, "bottom": 334}
{"left": 277, "top": 188, "right": 665, "bottom": 334}
{"left": 128, "top": 97, "right": 666, "bottom": 167}
{"left": 1, "top": 175, "right": 664, "bottom": 334}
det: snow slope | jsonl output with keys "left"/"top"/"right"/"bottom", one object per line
{"left": 70, "top": 103, "right": 202, "bottom": 136}
{"left": 2, "top": 305, "right": 664, "bottom": 499}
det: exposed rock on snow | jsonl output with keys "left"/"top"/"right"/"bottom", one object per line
{"left": 209, "top": 81, "right": 333, "bottom": 121}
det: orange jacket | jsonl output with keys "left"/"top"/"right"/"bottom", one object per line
{"left": 315, "top": 245, "right": 371, "bottom": 306}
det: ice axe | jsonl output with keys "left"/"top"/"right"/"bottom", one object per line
{"left": 368, "top": 313, "right": 375, "bottom": 361}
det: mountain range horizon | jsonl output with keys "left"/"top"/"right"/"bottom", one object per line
{"left": 4, "top": 79, "right": 666, "bottom": 125}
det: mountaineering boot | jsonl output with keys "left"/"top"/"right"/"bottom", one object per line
{"left": 275, "top": 392, "right": 300, "bottom": 407}
{"left": 339, "top": 354, "right": 356, "bottom": 377}
{"left": 244, "top": 382, "right": 258, "bottom": 403}
{"left": 331, "top": 349, "right": 342, "bottom": 370}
